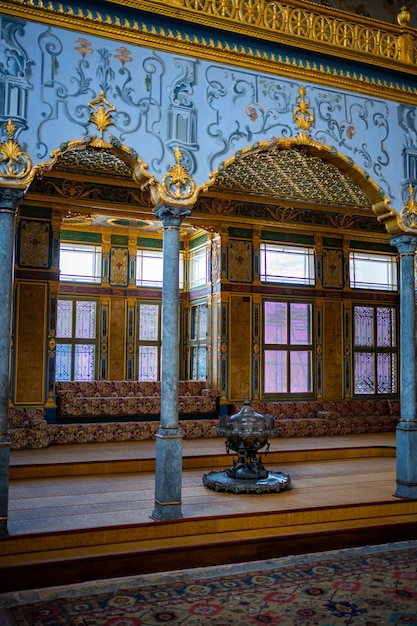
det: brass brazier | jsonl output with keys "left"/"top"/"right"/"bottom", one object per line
{"left": 203, "top": 399, "right": 291, "bottom": 494}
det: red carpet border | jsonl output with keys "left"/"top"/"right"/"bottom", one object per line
{"left": 0, "top": 541, "right": 416, "bottom": 625}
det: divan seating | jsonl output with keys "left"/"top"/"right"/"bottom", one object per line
{"left": 8, "top": 407, "right": 48, "bottom": 449}
{"left": 7, "top": 396, "right": 400, "bottom": 450}
{"left": 55, "top": 380, "right": 219, "bottom": 420}
{"left": 231, "top": 399, "right": 400, "bottom": 436}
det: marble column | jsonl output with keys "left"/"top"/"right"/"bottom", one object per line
{"left": 0, "top": 187, "right": 25, "bottom": 536}
{"left": 391, "top": 234, "right": 417, "bottom": 498}
{"left": 152, "top": 204, "right": 190, "bottom": 521}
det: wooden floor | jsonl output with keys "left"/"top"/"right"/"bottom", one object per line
{"left": 2, "top": 433, "right": 417, "bottom": 592}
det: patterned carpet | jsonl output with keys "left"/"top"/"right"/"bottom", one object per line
{"left": 1, "top": 541, "right": 417, "bottom": 625}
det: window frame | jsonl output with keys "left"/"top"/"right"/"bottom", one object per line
{"left": 188, "top": 301, "right": 208, "bottom": 381}
{"left": 262, "top": 298, "right": 314, "bottom": 398}
{"left": 260, "top": 243, "right": 315, "bottom": 286}
{"left": 352, "top": 303, "right": 398, "bottom": 397}
{"left": 59, "top": 243, "right": 102, "bottom": 284}
{"left": 136, "top": 300, "right": 162, "bottom": 382}
{"left": 349, "top": 251, "right": 398, "bottom": 291}
{"left": 189, "top": 245, "right": 208, "bottom": 288}
{"left": 136, "top": 248, "right": 184, "bottom": 289}
{"left": 55, "top": 297, "right": 99, "bottom": 382}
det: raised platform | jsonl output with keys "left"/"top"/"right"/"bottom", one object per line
{"left": 2, "top": 433, "right": 417, "bottom": 593}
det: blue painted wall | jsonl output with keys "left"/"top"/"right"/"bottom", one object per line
{"left": 1, "top": 14, "right": 416, "bottom": 212}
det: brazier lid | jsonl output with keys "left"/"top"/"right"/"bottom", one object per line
{"left": 218, "top": 398, "right": 275, "bottom": 437}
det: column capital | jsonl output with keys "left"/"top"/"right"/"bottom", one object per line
{"left": 390, "top": 234, "right": 417, "bottom": 256}
{"left": 154, "top": 203, "right": 192, "bottom": 228}
{"left": 0, "top": 186, "right": 26, "bottom": 213}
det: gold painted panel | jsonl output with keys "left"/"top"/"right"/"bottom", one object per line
{"left": 323, "top": 249, "right": 343, "bottom": 289}
{"left": 15, "top": 282, "right": 47, "bottom": 404}
{"left": 19, "top": 220, "right": 50, "bottom": 268}
{"left": 323, "top": 299, "right": 343, "bottom": 400}
{"left": 229, "top": 295, "right": 251, "bottom": 400}
{"left": 108, "top": 298, "right": 127, "bottom": 380}
{"left": 228, "top": 240, "right": 252, "bottom": 283}
{"left": 110, "top": 248, "right": 128, "bottom": 286}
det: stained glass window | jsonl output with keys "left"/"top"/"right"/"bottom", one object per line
{"left": 353, "top": 305, "right": 397, "bottom": 395}
{"left": 137, "top": 303, "right": 161, "bottom": 381}
{"left": 263, "top": 300, "right": 313, "bottom": 395}
{"left": 55, "top": 299, "right": 97, "bottom": 381}
{"left": 189, "top": 303, "right": 207, "bottom": 381}
{"left": 138, "top": 346, "right": 159, "bottom": 382}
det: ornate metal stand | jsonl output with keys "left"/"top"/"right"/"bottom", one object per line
{"left": 203, "top": 399, "right": 291, "bottom": 494}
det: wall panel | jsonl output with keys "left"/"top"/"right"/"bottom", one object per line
{"left": 229, "top": 295, "right": 251, "bottom": 400}
{"left": 108, "top": 298, "right": 126, "bottom": 380}
{"left": 15, "top": 282, "right": 47, "bottom": 404}
{"left": 323, "top": 300, "right": 343, "bottom": 400}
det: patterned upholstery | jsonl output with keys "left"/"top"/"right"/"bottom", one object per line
{"left": 55, "top": 381, "right": 219, "bottom": 419}
{"left": 231, "top": 399, "right": 400, "bottom": 437}
{"left": 48, "top": 418, "right": 220, "bottom": 445}
{"left": 8, "top": 397, "right": 400, "bottom": 449}
{"left": 8, "top": 407, "right": 49, "bottom": 450}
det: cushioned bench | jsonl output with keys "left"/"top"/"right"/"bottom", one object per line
{"left": 47, "top": 417, "right": 220, "bottom": 446}
{"left": 8, "top": 407, "right": 49, "bottom": 449}
{"left": 230, "top": 399, "right": 400, "bottom": 436}
{"left": 8, "top": 397, "right": 400, "bottom": 449}
{"left": 55, "top": 380, "right": 219, "bottom": 420}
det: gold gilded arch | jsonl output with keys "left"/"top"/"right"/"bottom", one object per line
{"left": 203, "top": 134, "right": 405, "bottom": 236}
{"left": 200, "top": 84, "right": 406, "bottom": 236}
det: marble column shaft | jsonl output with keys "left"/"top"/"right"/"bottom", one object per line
{"left": 391, "top": 234, "right": 417, "bottom": 498}
{"left": 0, "top": 187, "right": 25, "bottom": 536}
{"left": 152, "top": 204, "right": 190, "bottom": 521}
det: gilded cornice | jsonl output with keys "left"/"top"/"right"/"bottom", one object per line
{"left": 192, "top": 195, "right": 388, "bottom": 239}
{"left": 2, "top": 0, "right": 417, "bottom": 105}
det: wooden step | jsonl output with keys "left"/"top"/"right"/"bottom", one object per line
{"left": 3, "top": 435, "right": 409, "bottom": 593}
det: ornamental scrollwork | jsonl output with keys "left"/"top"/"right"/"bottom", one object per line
{"left": 400, "top": 184, "right": 417, "bottom": 229}
{"left": 0, "top": 118, "right": 32, "bottom": 183}
{"left": 293, "top": 85, "right": 314, "bottom": 135}
{"left": 160, "top": 146, "right": 196, "bottom": 202}
{"left": 88, "top": 91, "right": 115, "bottom": 148}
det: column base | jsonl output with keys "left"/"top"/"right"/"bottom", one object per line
{"left": 395, "top": 424, "right": 417, "bottom": 499}
{"left": 152, "top": 428, "right": 183, "bottom": 521}
{"left": 0, "top": 518, "right": 9, "bottom": 536}
{"left": 151, "top": 500, "right": 183, "bottom": 521}
{"left": 395, "top": 481, "right": 417, "bottom": 499}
